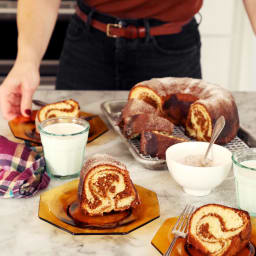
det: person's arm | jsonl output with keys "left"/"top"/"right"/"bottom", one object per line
{"left": 16, "top": 0, "right": 61, "bottom": 68}
{"left": 0, "top": 0, "right": 61, "bottom": 120}
{"left": 243, "top": 0, "right": 256, "bottom": 35}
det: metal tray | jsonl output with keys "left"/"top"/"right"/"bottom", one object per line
{"left": 101, "top": 99, "right": 252, "bottom": 170}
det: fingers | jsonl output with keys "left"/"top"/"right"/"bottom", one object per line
{"left": 0, "top": 91, "right": 21, "bottom": 121}
{"left": 0, "top": 62, "right": 40, "bottom": 121}
{"left": 0, "top": 81, "right": 36, "bottom": 120}
{"left": 8, "top": 92, "right": 21, "bottom": 107}
{"left": 20, "top": 82, "right": 37, "bottom": 117}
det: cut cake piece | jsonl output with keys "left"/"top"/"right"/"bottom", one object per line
{"left": 140, "top": 131, "right": 188, "bottom": 159}
{"left": 187, "top": 204, "right": 251, "bottom": 256}
{"left": 78, "top": 154, "right": 141, "bottom": 216}
{"left": 35, "top": 99, "right": 80, "bottom": 132}
{"left": 37, "top": 99, "right": 80, "bottom": 122}
{"left": 122, "top": 113, "right": 174, "bottom": 139}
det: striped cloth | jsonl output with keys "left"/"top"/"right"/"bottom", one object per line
{"left": 0, "top": 136, "right": 50, "bottom": 198}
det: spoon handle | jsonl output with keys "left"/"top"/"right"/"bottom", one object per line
{"left": 203, "top": 116, "right": 226, "bottom": 161}
{"left": 32, "top": 99, "right": 48, "bottom": 107}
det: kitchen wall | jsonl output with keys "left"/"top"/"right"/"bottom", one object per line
{"left": 199, "top": 0, "right": 256, "bottom": 91}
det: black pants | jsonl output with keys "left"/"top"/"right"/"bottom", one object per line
{"left": 56, "top": 2, "right": 202, "bottom": 90}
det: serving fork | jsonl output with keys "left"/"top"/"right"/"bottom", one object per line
{"left": 163, "top": 204, "right": 196, "bottom": 256}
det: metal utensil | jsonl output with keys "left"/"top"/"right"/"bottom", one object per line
{"left": 163, "top": 204, "right": 195, "bottom": 256}
{"left": 32, "top": 99, "right": 47, "bottom": 107}
{"left": 201, "top": 115, "right": 226, "bottom": 166}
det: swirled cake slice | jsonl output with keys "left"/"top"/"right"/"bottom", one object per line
{"left": 187, "top": 204, "right": 251, "bottom": 256}
{"left": 35, "top": 99, "right": 80, "bottom": 132}
{"left": 78, "top": 154, "right": 141, "bottom": 216}
{"left": 37, "top": 99, "right": 80, "bottom": 122}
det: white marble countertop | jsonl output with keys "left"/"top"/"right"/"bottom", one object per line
{"left": 0, "top": 90, "right": 255, "bottom": 256}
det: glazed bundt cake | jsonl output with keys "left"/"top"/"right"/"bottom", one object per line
{"left": 128, "top": 77, "right": 239, "bottom": 144}
{"left": 187, "top": 204, "right": 251, "bottom": 256}
{"left": 140, "top": 131, "right": 188, "bottom": 159}
{"left": 78, "top": 154, "right": 141, "bottom": 216}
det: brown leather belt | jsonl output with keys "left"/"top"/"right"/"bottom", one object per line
{"left": 76, "top": 6, "right": 191, "bottom": 39}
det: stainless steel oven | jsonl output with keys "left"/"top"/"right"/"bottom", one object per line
{"left": 0, "top": 0, "right": 75, "bottom": 86}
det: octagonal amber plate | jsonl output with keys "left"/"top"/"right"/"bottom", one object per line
{"left": 151, "top": 217, "right": 256, "bottom": 255}
{"left": 8, "top": 111, "right": 108, "bottom": 145}
{"left": 38, "top": 179, "right": 160, "bottom": 235}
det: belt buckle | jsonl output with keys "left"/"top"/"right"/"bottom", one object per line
{"left": 106, "top": 23, "right": 122, "bottom": 38}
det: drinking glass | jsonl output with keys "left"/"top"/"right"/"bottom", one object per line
{"left": 38, "top": 117, "right": 90, "bottom": 179}
{"left": 232, "top": 148, "right": 256, "bottom": 216}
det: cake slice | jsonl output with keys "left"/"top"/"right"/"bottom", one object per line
{"left": 140, "top": 131, "right": 188, "bottom": 159}
{"left": 122, "top": 113, "right": 174, "bottom": 139}
{"left": 78, "top": 154, "right": 141, "bottom": 216}
{"left": 118, "top": 98, "right": 171, "bottom": 127}
{"left": 36, "top": 99, "right": 80, "bottom": 122}
{"left": 187, "top": 204, "right": 251, "bottom": 256}
{"left": 120, "top": 99, "right": 158, "bottom": 122}
{"left": 35, "top": 99, "right": 80, "bottom": 132}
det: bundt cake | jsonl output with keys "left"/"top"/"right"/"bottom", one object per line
{"left": 35, "top": 99, "right": 80, "bottom": 132}
{"left": 187, "top": 204, "right": 251, "bottom": 256}
{"left": 128, "top": 77, "right": 239, "bottom": 144}
{"left": 140, "top": 131, "right": 188, "bottom": 159}
{"left": 78, "top": 154, "right": 141, "bottom": 216}
{"left": 123, "top": 113, "right": 174, "bottom": 139}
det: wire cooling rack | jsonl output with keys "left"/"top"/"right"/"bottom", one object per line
{"left": 101, "top": 100, "right": 249, "bottom": 170}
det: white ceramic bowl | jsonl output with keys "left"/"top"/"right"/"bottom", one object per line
{"left": 165, "top": 141, "right": 232, "bottom": 196}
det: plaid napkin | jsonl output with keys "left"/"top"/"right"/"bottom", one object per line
{"left": 0, "top": 136, "right": 50, "bottom": 198}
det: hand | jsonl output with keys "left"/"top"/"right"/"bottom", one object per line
{"left": 0, "top": 60, "right": 40, "bottom": 121}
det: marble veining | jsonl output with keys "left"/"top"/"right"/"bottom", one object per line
{"left": 0, "top": 90, "right": 255, "bottom": 255}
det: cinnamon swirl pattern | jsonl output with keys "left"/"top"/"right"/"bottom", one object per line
{"left": 187, "top": 204, "right": 251, "bottom": 256}
{"left": 78, "top": 154, "right": 141, "bottom": 216}
{"left": 35, "top": 99, "right": 80, "bottom": 133}
{"left": 37, "top": 99, "right": 80, "bottom": 123}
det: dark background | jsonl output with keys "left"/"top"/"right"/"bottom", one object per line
{"left": 0, "top": 0, "right": 75, "bottom": 84}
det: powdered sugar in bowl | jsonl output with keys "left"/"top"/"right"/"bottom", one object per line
{"left": 166, "top": 141, "right": 232, "bottom": 196}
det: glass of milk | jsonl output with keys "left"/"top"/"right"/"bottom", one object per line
{"left": 38, "top": 117, "right": 90, "bottom": 179}
{"left": 232, "top": 148, "right": 256, "bottom": 216}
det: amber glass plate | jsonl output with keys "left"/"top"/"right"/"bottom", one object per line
{"left": 151, "top": 217, "right": 256, "bottom": 255}
{"left": 8, "top": 111, "right": 108, "bottom": 144}
{"left": 38, "top": 179, "right": 160, "bottom": 235}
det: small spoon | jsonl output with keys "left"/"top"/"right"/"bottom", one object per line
{"left": 201, "top": 115, "right": 226, "bottom": 166}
